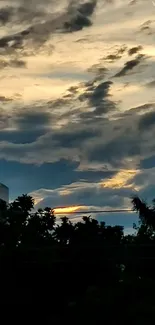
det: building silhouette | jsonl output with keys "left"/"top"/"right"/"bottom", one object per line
{"left": 0, "top": 183, "right": 9, "bottom": 203}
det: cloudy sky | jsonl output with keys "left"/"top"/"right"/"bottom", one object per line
{"left": 0, "top": 0, "right": 154, "bottom": 229}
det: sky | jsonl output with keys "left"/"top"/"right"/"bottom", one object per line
{"left": 0, "top": 0, "right": 154, "bottom": 229}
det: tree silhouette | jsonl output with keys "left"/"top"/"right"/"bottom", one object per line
{"left": 132, "top": 195, "right": 155, "bottom": 241}
{"left": 0, "top": 193, "right": 155, "bottom": 323}
{"left": 55, "top": 216, "right": 75, "bottom": 244}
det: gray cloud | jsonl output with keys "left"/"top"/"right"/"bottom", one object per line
{"left": 0, "top": 107, "right": 53, "bottom": 144}
{"left": 0, "top": 129, "right": 46, "bottom": 144}
{"left": 0, "top": 5, "right": 48, "bottom": 26}
{"left": 51, "top": 126, "right": 101, "bottom": 148}
{"left": 0, "top": 0, "right": 97, "bottom": 56}
{"left": 114, "top": 54, "right": 146, "bottom": 77}
{"left": 128, "top": 45, "right": 143, "bottom": 56}
{"left": 0, "top": 58, "right": 26, "bottom": 69}
{"left": 0, "top": 42, "right": 154, "bottom": 169}
{"left": 35, "top": 182, "right": 134, "bottom": 210}
{"left": 78, "top": 80, "right": 116, "bottom": 116}
{"left": 118, "top": 103, "right": 155, "bottom": 118}
{"left": 78, "top": 0, "right": 97, "bottom": 15}
{"left": 145, "top": 80, "right": 155, "bottom": 88}
{"left": 1, "top": 0, "right": 155, "bottom": 219}
{"left": 104, "top": 54, "right": 121, "bottom": 62}
{"left": 1, "top": 75, "right": 116, "bottom": 150}
{"left": 103, "top": 45, "right": 127, "bottom": 63}
{"left": 0, "top": 99, "right": 139, "bottom": 165}
{"left": 139, "top": 20, "right": 155, "bottom": 35}
{"left": 64, "top": 0, "right": 97, "bottom": 31}
{"left": 0, "top": 46, "right": 155, "bottom": 169}
{"left": 0, "top": 6, "right": 13, "bottom": 25}
{"left": 87, "top": 64, "right": 108, "bottom": 80}
{"left": 0, "top": 96, "right": 12, "bottom": 102}
{"left": 0, "top": 1, "right": 58, "bottom": 27}
{"left": 87, "top": 133, "right": 140, "bottom": 168}
{"left": 14, "top": 110, "right": 52, "bottom": 129}
{"left": 0, "top": 98, "right": 154, "bottom": 169}
{"left": 48, "top": 78, "right": 116, "bottom": 122}
{"left": 0, "top": 108, "right": 10, "bottom": 129}
{"left": 139, "top": 111, "right": 155, "bottom": 130}
{"left": 140, "top": 156, "right": 155, "bottom": 170}
{"left": 63, "top": 15, "right": 92, "bottom": 31}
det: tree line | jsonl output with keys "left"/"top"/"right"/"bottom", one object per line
{"left": 0, "top": 194, "right": 155, "bottom": 323}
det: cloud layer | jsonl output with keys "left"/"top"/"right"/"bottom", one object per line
{"left": 0, "top": 0, "right": 155, "bottom": 228}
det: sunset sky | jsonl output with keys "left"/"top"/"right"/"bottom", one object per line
{"left": 0, "top": 0, "right": 154, "bottom": 229}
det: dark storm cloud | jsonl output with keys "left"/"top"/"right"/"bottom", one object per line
{"left": 78, "top": 0, "right": 97, "bottom": 15}
{"left": 78, "top": 81, "right": 116, "bottom": 116}
{"left": 0, "top": 6, "right": 13, "bottom": 25}
{"left": 63, "top": 15, "right": 91, "bottom": 31}
{"left": 140, "top": 156, "right": 155, "bottom": 170}
{"left": 64, "top": 0, "right": 97, "bottom": 32}
{"left": 76, "top": 101, "right": 155, "bottom": 169}
{"left": 128, "top": 45, "right": 143, "bottom": 56}
{"left": 0, "top": 48, "right": 154, "bottom": 169}
{"left": 139, "top": 111, "right": 155, "bottom": 130}
{"left": 130, "top": 170, "right": 155, "bottom": 200}
{"left": 0, "top": 5, "right": 47, "bottom": 26}
{"left": 0, "top": 74, "right": 116, "bottom": 151}
{"left": 15, "top": 110, "right": 52, "bottom": 130}
{"left": 0, "top": 0, "right": 64, "bottom": 27}
{"left": 0, "top": 24, "right": 49, "bottom": 54}
{"left": 48, "top": 79, "right": 116, "bottom": 121}
{"left": 51, "top": 127, "right": 101, "bottom": 148}
{"left": 0, "top": 0, "right": 97, "bottom": 55}
{"left": 0, "top": 108, "right": 53, "bottom": 144}
{"left": 0, "top": 98, "right": 154, "bottom": 168}
{"left": 0, "top": 129, "right": 46, "bottom": 144}
{"left": 87, "top": 133, "right": 140, "bottom": 168}
{"left": 0, "top": 31, "right": 26, "bottom": 52}
{"left": 114, "top": 54, "right": 146, "bottom": 77}
{"left": 138, "top": 184, "right": 155, "bottom": 202}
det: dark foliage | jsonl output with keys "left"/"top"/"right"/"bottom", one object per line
{"left": 0, "top": 194, "right": 155, "bottom": 323}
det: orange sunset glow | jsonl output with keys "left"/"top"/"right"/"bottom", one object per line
{"left": 53, "top": 206, "right": 85, "bottom": 214}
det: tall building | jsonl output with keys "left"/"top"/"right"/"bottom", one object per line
{"left": 0, "top": 183, "right": 9, "bottom": 203}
